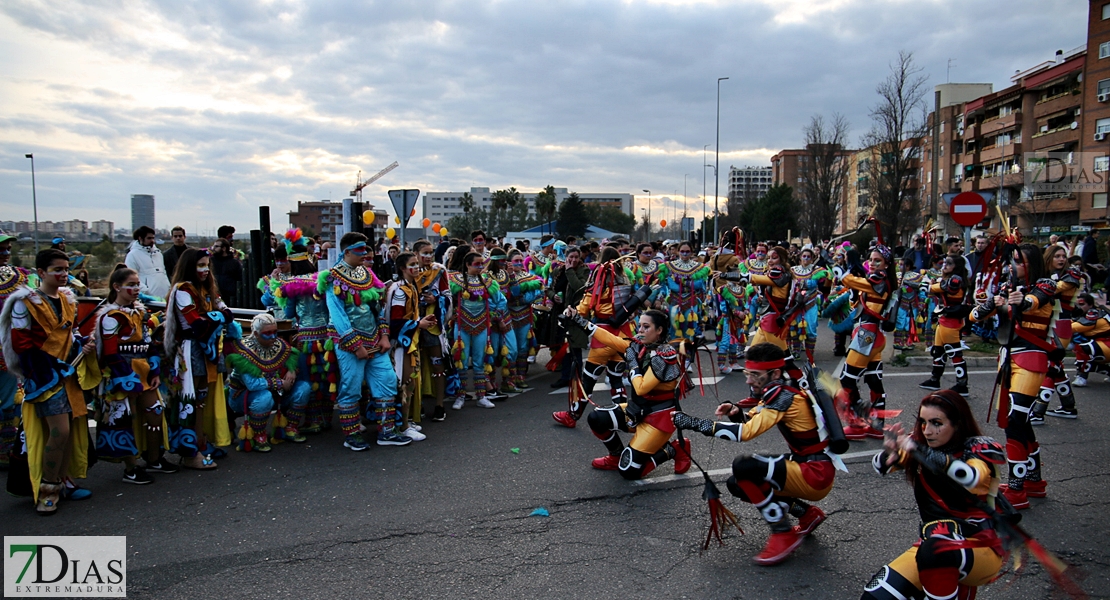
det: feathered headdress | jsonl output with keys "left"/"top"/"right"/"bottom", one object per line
{"left": 285, "top": 228, "right": 310, "bottom": 261}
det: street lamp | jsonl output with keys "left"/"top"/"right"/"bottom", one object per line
{"left": 705, "top": 163, "right": 717, "bottom": 241}
{"left": 703, "top": 145, "right": 709, "bottom": 225}
{"left": 25, "top": 153, "right": 38, "bottom": 253}
{"left": 643, "top": 189, "right": 651, "bottom": 235}
{"left": 715, "top": 76, "right": 729, "bottom": 242}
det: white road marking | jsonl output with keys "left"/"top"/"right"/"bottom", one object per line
{"left": 632, "top": 450, "right": 879, "bottom": 486}
{"left": 881, "top": 370, "right": 994, "bottom": 377}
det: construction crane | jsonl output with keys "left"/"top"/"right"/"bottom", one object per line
{"left": 350, "top": 161, "right": 399, "bottom": 202}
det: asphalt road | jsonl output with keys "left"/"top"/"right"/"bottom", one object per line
{"left": 3, "top": 332, "right": 1108, "bottom": 599}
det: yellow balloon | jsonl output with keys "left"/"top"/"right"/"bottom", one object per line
{"left": 362, "top": 210, "right": 374, "bottom": 226}
{"left": 394, "top": 216, "right": 401, "bottom": 225}
{"left": 440, "top": 228, "right": 448, "bottom": 236}
{"left": 386, "top": 227, "right": 396, "bottom": 239}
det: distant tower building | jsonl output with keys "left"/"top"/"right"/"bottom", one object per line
{"left": 131, "top": 194, "right": 156, "bottom": 232}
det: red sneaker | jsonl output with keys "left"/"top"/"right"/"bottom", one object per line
{"left": 753, "top": 530, "right": 804, "bottom": 566}
{"left": 999, "top": 484, "right": 1030, "bottom": 510}
{"left": 591, "top": 455, "right": 620, "bottom": 470}
{"left": 552, "top": 411, "right": 577, "bottom": 428}
{"left": 843, "top": 424, "right": 870, "bottom": 441}
{"left": 793, "top": 506, "right": 827, "bottom": 536}
{"left": 1023, "top": 480, "right": 1047, "bottom": 498}
{"left": 671, "top": 438, "right": 691, "bottom": 474}
{"left": 865, "top": 426, "right": 883, "bottom": 440}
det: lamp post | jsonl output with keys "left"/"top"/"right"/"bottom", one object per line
{"left": 703, "top": 145, "right": 709, "bottom": 226}
{"left": 715, "top": 76, "right": 729, "bottom": 242}
{"left": 25, "top": 153, "right": 39, "bottom": 253}
{"left": 683, "top": 174, "right": 688, "bottom": 233}
{"left": 643, "top": 189, "right": 651, "bottom": 236}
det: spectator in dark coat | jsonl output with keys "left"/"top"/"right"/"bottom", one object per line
{"left": 210, "top": 239, "right": 243, "bottom": 307}
{"left": 903, "top": 236, "right": 931, "bottom": 271}
{"left": 163, "top": 226, "right": 191, "bottom": 278}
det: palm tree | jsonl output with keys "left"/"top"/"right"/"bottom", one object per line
{"left": 534, "top": 185, "right": 558, "bottom": 235}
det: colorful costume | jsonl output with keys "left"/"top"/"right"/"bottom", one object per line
{"left": 838, "top": 267, "right": 894, "bottom": 439}
{"left": 674, "top": 371, "right": 840, "bottom": 566}
{"left": 164, "top": 282, "right": 234, "bottom": 460}
{"left": 864, "top": 435, "right": 1007, "bottom": 599}
{"left": 486, "top": 266, "right": 518, "bottom": 395}
{"left": 448, "top": 271, "right": 505, "bottom": 403}
{"left": 578, "top": 321, "right": 689, "bottom": 480}
{"left": 1032, "top": 265, "right": 1083, "bottom": 420}
{"left": 95, "top": 302, "right": 166, "bottom": 461}
{"left": 892, "top": 269, "right": 926, "bottom": 351}
{"left": 710, "top": 251, "right": 747, "bottom": 373}
{"left": 920, "top": 272, "right": 970, "bottom": 396}
{"left": 664, "top": 258, "right": 709, "bottom": 341}
{"left": 506, "top": 269, "right": 544, "bottom": 390}
{"left": 274, "top": 275, "right": 336, "bottom": 433}
{"left": 970, "top": 278, "right": 1056, "bottom": 508}
{"left": 415, "top": 263, "right": 452, "bottom": 419}
{"left": 226, "top": 334, "right": 310, "bottom": 451}
{"left": 1073, "top": 306, "right": 1110, "bottom": 383}
{"left": 790, "top": 262, "right": 830, "bottom": 364}
{"left": 0, "top": 264, "right": 31, "bottom": 466}
{"left": 320, "top": 261, "right": 400, "bottom": 446}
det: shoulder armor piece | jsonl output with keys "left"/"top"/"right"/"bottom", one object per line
{"left": 1059, "top": 267, "right": 1083, "bottom": 285}
{"left": 649, "top": 344, "right": 682, "bottom": 383}
{"left": 963, "top": 436, "right": 1005, "bottom": 465}
{"left": 944, "top": 274, "right": 963, "bottom": 294}
{"left": 762, "top": 384, "right": 798, "bottom": 412}
{"left": 867, "top": 271, "right": 888, "bottom": 294}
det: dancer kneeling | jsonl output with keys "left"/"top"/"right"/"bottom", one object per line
{"left": 673, "top": 342, "right": 836, "bottom": 566}
{"left": 562, "top": 308, "right": 691, "bottom": 480}
{"left": 861, "top": 390, "right": 1006, "bottom": 600}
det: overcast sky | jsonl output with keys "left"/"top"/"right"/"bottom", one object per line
{"left": 0, "top": 0, "right": 1088, "bottom": 236}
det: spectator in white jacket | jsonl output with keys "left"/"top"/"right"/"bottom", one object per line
{"left": 125, "top": 226, "right": 171, "bottom": 300}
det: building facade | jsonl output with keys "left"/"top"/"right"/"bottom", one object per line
{"left": 130, "top": 194, "right": 155, "bottom": 232}
{"left": 1080, "top": 0, "right": 1110, "bottom": 226}
{"left": 91, "top": 220, "right": 114, "bottom": 237}
{"left": 288, "top": 200, "right": 388, "bottom": 243}
{"left": 771, "top": 145, "right": 854, "bottom": 234}
{"left": 423, "top": 187, "right": 634, "bottom": 223}
{"left": 727, "top": 166, "right": 773, "bottom": 203}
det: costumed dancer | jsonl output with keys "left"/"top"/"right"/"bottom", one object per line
{"left": 836, "top": 240, "right": 898, "bottom": 440}
{"left": 919, "top": 254, "right": 971, "bottom": 396}
{"left": 892, "top": 256, "right": 926, "bottom": 352}
{"left": 506, "top": 249, "right": 544, "bottom": 391}
{"left": 969, "top": 242, "right": 1051, "bottom": 509}
{"left": 164, "top": 248, "right": 235, "bottom": 470}
{"left": 322, "top": 232, "right": 409, "bottom": 449}
{"left": 709, "top": 229, "right": 746, "bottom": 374}
{"left": 791, "top": 247, "right": 830, "bottom": 365}
{"left": 448, "top": 251, "right": 505, "bottom": 410}
{"left": 631, "top": 242, "right": 668, "bottom": 310}
{"left": 826, "top": 245, "right": 853, "bottom": 357}
{"left": 673, "top": 342, "right": 840, "bottom": 566}
{"left": 485, "top": 248, "right": 518, "bottom": 396}
{"left": 412, "top": 240, "right": 452, "bottom": 423}
{"left": 527, "top": 234, "right": 561, "bottom": 359}
{"left": 563, "top": 308, "right": 691, "bottom": 479}
{"left": 862, "top": 391, "right": 1006, "bottom": 600}
{"left": 546, "top": 245, "right": 590, "bottom": 388}
{"left": 551, "top": 246, "right": 636, "bottom": 428}
{"left": 226, "top": 313, "right": 310, "bottom": 452}
{"left": 1030, "top": 244, "right": 1083, "bottom": 422}
{"left": 0, "top": 233, "right": 31, "bottom": 468}
{"left": 0, "top": 249, "right": 94, "bottom": 514}
{"left": 1072, "top": 294, "right": 1110, "bottom": 385}
{"left": 95, "top": 267, "right": 177, "bottom": 484}
{"left": 387, "top": 252, "right": 436, "bottom": 441}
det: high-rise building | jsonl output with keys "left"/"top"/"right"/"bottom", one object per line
{"left": 771, "top": 145, "right": 855, "bottom": 233}
{"left": 727, "top": 166, "right": 773, "bottom": 204}
{"left": 422, "top": 187, "right": 634, "bottom": 223}
{"left": 131, "top": 194, "right": 155, "bottom": 232}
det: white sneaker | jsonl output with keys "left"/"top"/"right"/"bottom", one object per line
{"left": 409, "top": 423, "right": 422, "bottom": 432}
{"left": 718, "top": 364, "right": 732, "bottom": 374}
{"left": 527, "top": 355, "right": 536, "bottom": 363}
{"left": 402, "top": 425, "right": 426, "bottom": 441}
{"left": 1072, "top": 376, "right": 1087, "bottom": 388}
{"left": 452, "top": 397, "right": 465, "bottom": 410}
{"left": 731, "top": 362, "right": 744, "bottom": 371}
{"left": 477, "top": 397, "right": 495, "bottom": 409}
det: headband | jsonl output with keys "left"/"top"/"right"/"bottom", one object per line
{"left": 52, "top": 237, "right": 65, "bottom": 244}
{"left": 344, "top": 241, "right": 367, "bottom": 252}
{"left": 287, "top": 252, "right": 310, "bottom": 261}
{"left": 541, "top": 238, "right": 556, "bottom": 248}
{"left": 745, "top": 358, "right": 785, "bottom": 371}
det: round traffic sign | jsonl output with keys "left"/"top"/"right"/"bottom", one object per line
{"left": 949, "top": 192, "right": 988, "bottom": 227}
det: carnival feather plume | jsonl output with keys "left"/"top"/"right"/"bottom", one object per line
{"left": 284, "top": 228, "right": 305, "bottom": 253}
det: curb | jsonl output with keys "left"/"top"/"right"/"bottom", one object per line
{"left": 900, "top": 355, "right": 1077, "bottom": 368}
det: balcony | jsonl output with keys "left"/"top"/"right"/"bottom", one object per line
{"left": 1030, "top": 126, "right": 1079, "bottom": 151}
{"left": 963, "top": 122, "right": 978, "bottom": 140}
{"left": 980, "top": 112, "right": 1022, "bottom": 136}
{"left": 979, "top": 142, "right": 1022, "bottom": 164}
{"left": 1034, "top": 93, "right": 1081, "bottom": 119}
{"left": 979, "top": 172, "right": 1025, "bottom": 190}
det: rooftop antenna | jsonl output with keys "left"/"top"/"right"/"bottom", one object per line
{"left": 947, "top": 58, "right": 956, "bottom": 83}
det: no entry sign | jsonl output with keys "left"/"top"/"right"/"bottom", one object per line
{"left": 949, "top": 192, "right": 988, "bottom": 227}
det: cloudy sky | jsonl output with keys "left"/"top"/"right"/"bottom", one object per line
{"left": 0, "top": 0, "right": 1088, "bottom": 236}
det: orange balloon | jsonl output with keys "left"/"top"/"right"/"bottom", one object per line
{"left": 432, "top": 223, "right": 442, "bottom": 233}
{"left": 422, "top": 218, "right": 431, "bottom": 228}
{"left": 660, "top": 219, "right": 667, "bottom": 228}
{"left": 410, "top": 208, "right": 416, "bottom": 217}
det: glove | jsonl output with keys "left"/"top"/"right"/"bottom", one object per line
{"left": 570, "top": 312, "right": 596, "bottom": 333}
{"left": 673, "top": 411, "right": 714, "bottom": 435}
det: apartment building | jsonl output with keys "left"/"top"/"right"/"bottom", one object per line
{"left": 423, "top": 187, "right": 634, "bottom": 222}
{"left": 771, "top": 145, "right": 854, "bottom": 233}
{"left": 727, "top": 166, "right": 773, "bottom": 203}
{"left": 288, "top": 200, "right": 388, "bottom": 242}
{"left": 1080, "top": 0, "right": 1110, "bottom": 225}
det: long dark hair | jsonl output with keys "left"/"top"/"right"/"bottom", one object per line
{"left": 172, "top": 247, "right": 220, "bottom": 299}
{"left": 395, "top": 252, "right": 417, "bottom": 280}
{"left": 447, "top": 244, "right": 472, "bottom": 272}
{"left": 641, "top": 308, "right": 671, "bottom": 340}
{"left": 1016, "top": 242, "right": 1046, "bottom": 283}
{"left": 107, "top": 266, "right": 137, "bottom": 304}
{"left": 905, "top": 390, "right": 983, "bottom": 486}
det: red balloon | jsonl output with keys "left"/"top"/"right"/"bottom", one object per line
{"left": 422, "top": 218, "right": 431, "bottom": 228}
{"left": 659, "top": 219, "right": 667, "bottom": 228}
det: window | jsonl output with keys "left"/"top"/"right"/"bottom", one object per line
{"left": 1102, "top": 41, "right": 1110, "bottom": 59}
{"left": 940, "top": 122, "right": 945, "bottom": 133}
{"left": 1098, "top": 118, "right": 1110, "bottom": 134}
{"left": 1095, "top": 156, "right": 1109, "bottom": 173}
{"left": 1100, "top": 79, "right": 1110, "bottom": 95}
{"left": 1095, "top": 193, "right": 1108, "bottom": 209}
{"left": 1104, "top": 3, "right": 1110, "bottom": 19}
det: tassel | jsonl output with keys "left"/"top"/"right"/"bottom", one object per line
{"left": 702, "top": 472, "right": 743, "bottom": 550}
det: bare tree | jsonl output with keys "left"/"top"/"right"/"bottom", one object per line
{"left": 798, "top": 113, "right": 852, "bottom": 242}
{"left": 860, "top": 51, "right": 929, "bottom": 245}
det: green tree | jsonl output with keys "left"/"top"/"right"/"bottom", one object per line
{"left": 92, "top": 236, "right": 118, "bottom": 268}
{"left": 587, "top": 205, "right": 636, "bottom": 236}
{"left": 556, "top": 192, "right": 589, "bottom": 238}
{"left": 489, "top": 187, "right": 522, "bottom": 236}
{"left": 447, "top": 207, "right": 489, "bottom": 241}
{"left": 739, "top": 184, "right": 797, "bottom": 242}
{"left": 534, "top": 185, "right": 558, "bottom": 235}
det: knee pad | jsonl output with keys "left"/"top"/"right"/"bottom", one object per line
{"left": 584, "top": 362, "right": 606, "bottom": 381}
{"left": 617, "top": 446, "right": 646, "bottom": 480}
{"left": 732, "top": 454, "right": 787, "bottom": 490}
{"left": 930, "top": 345, "right": 945, "bottom": 360}
{"left": 586, "top": 405, "right": 622, "bottom": 436}
{"left": 917, "top": 535, "right": 966, "bottom": 574}
{"left": 861, "top": 565, "right": 922, "bottom": 600}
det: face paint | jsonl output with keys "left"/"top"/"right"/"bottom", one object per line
{"left": 258, "top": 331, "right": 278, "bottom": 341}
{"left": 121, "top": 284, "right": 141, "bottom": 294}
{"left": 419, "top": 252, "right": 434, "bottom": 259}
{"left": 196, "top": 267, "right": 210, "bottom": 275}
{"left": 47, "top": 266, "right": 69, "bottom": 283}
